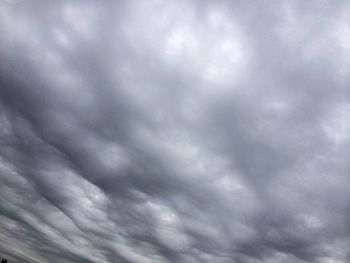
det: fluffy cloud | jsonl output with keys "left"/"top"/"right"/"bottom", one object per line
{"left": 1, "top": 0, "right": 350, "bottom": 262}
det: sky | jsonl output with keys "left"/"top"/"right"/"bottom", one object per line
{"left": 0, "top": 0, "right": 350, "bottom": 262}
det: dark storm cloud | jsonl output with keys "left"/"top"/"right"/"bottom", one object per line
{"left": 1, "top": 0, "right": 350, "bottom": 262}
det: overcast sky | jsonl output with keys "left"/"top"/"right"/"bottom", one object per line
{"left": 1, "top": 0, "right": 350, "bottom": 262}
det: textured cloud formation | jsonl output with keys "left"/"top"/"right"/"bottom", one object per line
{"left": 1, "top": 0, "right": 350, "bottom": 262}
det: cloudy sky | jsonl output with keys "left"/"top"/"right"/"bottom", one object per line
{"left": 1, "top": 0, "right": 350, "bottom": 262}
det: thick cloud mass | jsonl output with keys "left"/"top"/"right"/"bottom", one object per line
{"left": 1, "top": 0, "right": 350, "bottom": 262}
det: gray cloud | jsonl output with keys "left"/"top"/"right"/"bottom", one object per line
{"left": 1, "top": 0, "right": 350, "bottom": 262}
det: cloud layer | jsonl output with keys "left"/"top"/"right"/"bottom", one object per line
{"left": 1, "top": 0, "right": 350, "bottom": 262}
